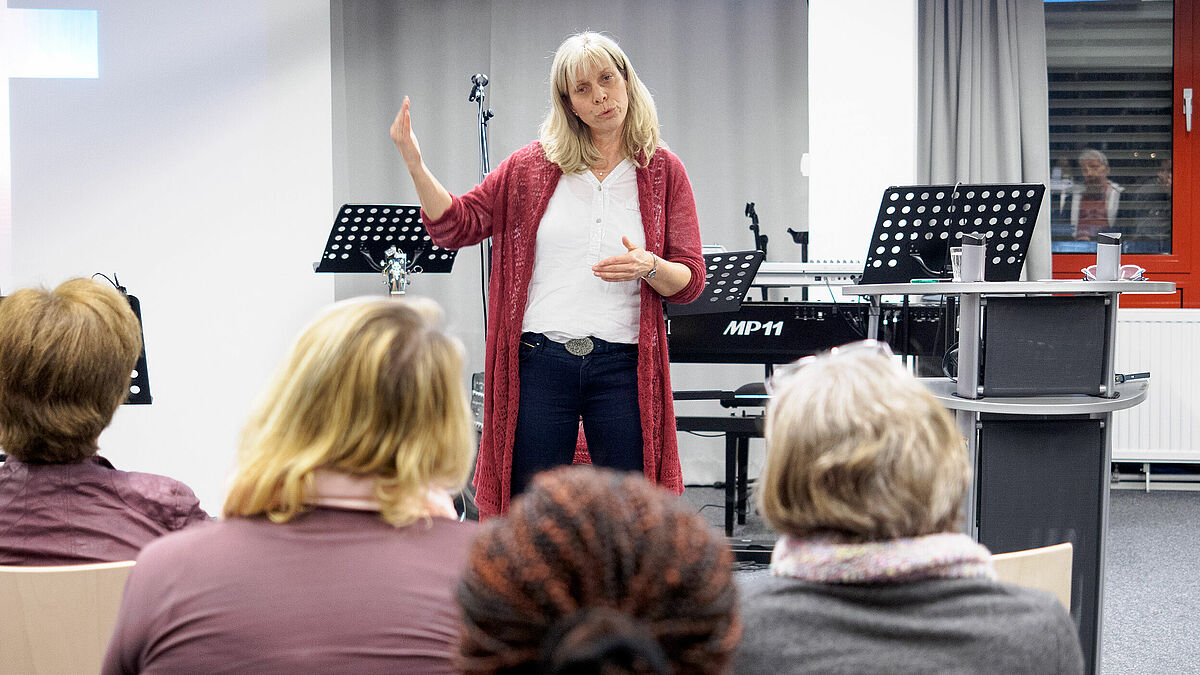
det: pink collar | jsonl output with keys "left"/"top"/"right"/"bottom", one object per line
{"left": 306, "top": 469, "right": 459, "bottom": 520}
{"left": 307, "top": 469, "right": 382, "bottom": 511}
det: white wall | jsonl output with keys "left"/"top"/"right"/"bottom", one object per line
{"left": 7, "top": 0, "right": 334, "bottom": 512}
{"left": 5, "top": 0, "right": 920, "bottom": 504}
{"left": 808, "top": 0, "right": 918, "bottom": 273}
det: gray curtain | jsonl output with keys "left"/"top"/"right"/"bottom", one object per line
{"left": 330, "top": 0, "right": 808, "bottom": 483}
{"left": 331, "top": 0, "right": 809, "bottom": 322}
{"left": 918, "top": 0, "right": 1052, "bottom": 280}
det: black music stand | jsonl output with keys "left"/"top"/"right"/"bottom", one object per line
{"left": 665, "top": 250, "right": 765, "bottom": 317}
{"left": 0, "top": 280, "right": 152, "bottom": 405}
{"left": 124, "top": 293, "right": 151, "bottom": 405}
{"left": 314, "top": 204, "right": 458, "bottom": 274}
{"left": 859, "top": 184, "right": 1044, "bottom": 285}
{"left": 668, "top": 250, "right": 764, "bottom": 541}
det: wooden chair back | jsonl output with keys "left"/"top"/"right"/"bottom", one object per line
{"left": 0, "top": 560, "right": 135, "bottom": 674}
{"left": 991, "top": 542, "right": 1073, "bottom": 610}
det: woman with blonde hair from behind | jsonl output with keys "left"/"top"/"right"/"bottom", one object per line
{"left": 735, "top": 341, "right": 1083, "bottom": 675}
{"left": 103, "top": 297, "right": 477, "bottom": 674}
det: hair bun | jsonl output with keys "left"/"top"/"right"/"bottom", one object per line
{"left": 541, "top": 606, "right": 669, "bottom": 675}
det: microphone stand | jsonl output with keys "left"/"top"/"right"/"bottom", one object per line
{"left": 745, "top": 202, "right": 773, "bottom": 382}
{"left": 745, "top": 202, "right": 768, "bottom": 301}
{"left": 469, "top": 74, "right": 495, "bottom": 329}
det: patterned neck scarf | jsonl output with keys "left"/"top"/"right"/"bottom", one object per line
{"left": 770, "top": 532, "right": 996, "bottom": 584}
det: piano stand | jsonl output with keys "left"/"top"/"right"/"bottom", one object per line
{"left": 675, "top": 415, "right": 762, "bottom": 536}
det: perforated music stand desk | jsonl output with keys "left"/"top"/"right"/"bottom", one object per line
{"left": 859, "top": 184, "right": 1044, "bottom": 285}
{"left": 665, "top": 250, "right": 765, "bottom": 317}
{"left": 314, "top": 204, "right": 457, "bottom": 274}
{"left": 125, "top": 294, "right": 152, "bottom": 405}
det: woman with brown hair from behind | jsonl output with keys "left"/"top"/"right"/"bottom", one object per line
{"left": 0, "top": 278, "right": 208, "bottom": 565}
{"left": 456, "top": 466, "right": 741, "bottom": 675}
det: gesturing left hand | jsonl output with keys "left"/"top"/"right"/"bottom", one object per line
{"left": 593, "top": 236, "right": 656, "bottom": 282}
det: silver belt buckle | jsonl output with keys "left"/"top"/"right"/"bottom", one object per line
{"left": 565, "top": 337, "right": 594, "bottom": 356}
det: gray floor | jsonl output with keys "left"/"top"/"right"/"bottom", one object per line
{"left": 1102, "top": 490, "right": 1200, "bottom": 674}
{"left": 680, "top": 485, "right": 1200, "bottom": 674}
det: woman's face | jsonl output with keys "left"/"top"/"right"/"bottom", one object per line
{"left": 567, "top": 59, "right": 628, "bottom": 140}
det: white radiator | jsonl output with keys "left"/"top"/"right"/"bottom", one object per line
{"left": 1112, "top": 309, "right": 1200, "bottom": 462}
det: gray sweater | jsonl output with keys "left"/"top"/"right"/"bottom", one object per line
{"left": 734, "top": 575, "right": 1084, "bottom": 674}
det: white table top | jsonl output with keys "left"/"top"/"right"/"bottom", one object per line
{"left": 849, "top": 280, "right": 1175, "bottom": 296}
{"left": 920, "top": 378, "right": 1148, "bottom": 414}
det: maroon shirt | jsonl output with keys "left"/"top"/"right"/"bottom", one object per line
{"left": 0, "top": 455, "right": 209, "bottom": 565}
{"left": 102, "top": 508, "right": 478, "bottom": 674}
{"left": 1075, "top": 192, "right": 1109, "bottom": 240}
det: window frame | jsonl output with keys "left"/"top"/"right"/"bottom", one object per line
{"left": 1051, "top": 0, "right": 1194, "bottom": 308}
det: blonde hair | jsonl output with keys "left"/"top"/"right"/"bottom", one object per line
{"left": 223, "top": 297, "right": 473, "bottom": 527}
{"left": 538, "top": 31, "right": 661, "bottom": 173}
{"left": 759, "top": 348, "right": 968, "bottom": 541}
{"left": 0, "top": 278, "right": 142, "bottom": 463}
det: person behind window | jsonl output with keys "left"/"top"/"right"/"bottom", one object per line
{"left": 456, "top": 466, "right": 741, "bottom": 675}
{"left": 736, "top": 341, "right": 1084, "bottom": 675}
{"left": 1071, "top": 147, "right": 1124, "bottom": 241}
{"left": 1130, "top": 155, "right": 1172, "bottom": 252}
{"left": 0, "top": 278, "right": 209, "bottom": 565}
{"left": 103, "top": 297, "right": 477, "bottom": 674}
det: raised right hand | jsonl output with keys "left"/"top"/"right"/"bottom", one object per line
{"left": 388, "top": 96, "right": 453, "bottom": 221}
{"left": 390, "top": 96, "right": 422, "bottom": 170}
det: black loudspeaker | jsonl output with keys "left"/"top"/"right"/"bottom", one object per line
{"left": 980, "top": 295, "right": 1108, "bottom": 397}
{"left": 977, "top": 416, "right": 1103, "bottom": 673}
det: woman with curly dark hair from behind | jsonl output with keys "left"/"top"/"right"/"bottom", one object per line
{"left": 457, "top": 466, "right": 740, "bottom": 675}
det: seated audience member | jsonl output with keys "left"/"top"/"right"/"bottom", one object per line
{"left": 0, "top": 278, "right": 208, "bottom": 565}
{"left": 736, "top": 341, "right": 1084, "bottom": 675}
{"left": 456, "top": 466, "right": 742, "bottom": 675}
{"left": 102, "top": 297, "right": 478, "bottom": 674}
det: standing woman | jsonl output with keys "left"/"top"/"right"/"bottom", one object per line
{"left": 390, "top": 31, "right": 704, "bottom": 516}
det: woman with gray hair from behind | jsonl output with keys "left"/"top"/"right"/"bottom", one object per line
{"left": 735, "top": 340, "right": 1083, "bottom": 674}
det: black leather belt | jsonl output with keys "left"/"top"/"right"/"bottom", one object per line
{"left": 522, "top": 332, "right": 637, "bottom": 358}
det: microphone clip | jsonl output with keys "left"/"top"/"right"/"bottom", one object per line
{"left": 468, "top": 73, "right": 489, "bottom": 102}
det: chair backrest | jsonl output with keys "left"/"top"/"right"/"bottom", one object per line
{"left": 0, "top": 560, "right": 136, "bottom": 675}
{"left": 991, "top": 542, "right": 1073, "bottom": 610}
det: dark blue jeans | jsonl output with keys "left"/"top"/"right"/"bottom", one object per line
{"left": 510, "top": 332, "right": 644, "bottom": 496}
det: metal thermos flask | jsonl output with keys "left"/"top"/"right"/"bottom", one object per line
{"left": 1096, "top": 232, "right": 1122, "bottom": 281}
{"left": 961, "top": 232, "right": 986, "bottom": 282}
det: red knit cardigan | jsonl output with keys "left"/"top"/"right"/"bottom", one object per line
{"left": 423, "top": 141, "right": 705, "bottom": 516}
